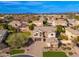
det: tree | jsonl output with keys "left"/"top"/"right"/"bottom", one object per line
{"left": 56, "top": 25, "right": 65, "bottom": 33}
{"left": 76, "top": 36, "right": 79, "bottom": 42}
{"left": 0, "top": 23, "right": 4, "bottom": 29}
{"left": 29, "top": 24, "right": 35, "bottom": 30}
{"left": 56, "top": 25, "right": 65, "bottom": 39}
{"left": 7, "top": 25, "right": 17, "bottom": 33}
{"left": 6, "top": 32, "right": 31, "bottom": 48}
{"left": 74, "top": 16, "right": 79, "bottom": 21}
{"left": 5, "top": 16, "right": 14, "bottom": 22}
{"left": 58, "top": 34, "right": 68, "bottom": 40}
{"left": 43, "top": 20, "right": 49, "bottom": 26}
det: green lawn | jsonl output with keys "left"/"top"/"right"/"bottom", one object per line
{"left": 43, "top": 51, "right": 67, "bottom": 57}
{"left": 10, "top": 49, "right": 25, "bottom": 55}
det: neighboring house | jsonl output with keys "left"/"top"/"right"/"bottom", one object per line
{"left": 65, "top": 27, "right": 79, "bottom": 39}
{"left": 9, "top": 20, "right": 28, "bottom": 32}
{"left": 0, "top": 16, "right": 6, "bottom": 23}
{"left": 47, "top": 18, "right": 67, "bottom": 26}
{"left": 0, "top": 17, "right": 4, "bottom": 20}
{"left": 39, "top": 16, "right": 46, "bottom": 21}
{"left": 47, "top": 17, "right": 56, "bottom": 26}
{"left": 33, "top": 20, "right": 43, "bottom": 27}
{"left": 55, "top": 19, "right": 67, "bottom": 26}
{"left": 67, "top": 19, "right": 76, "bottom": 27}
{"left": 67, "top": 19, "right": 79, "bottom": 27}
{"left": 75, "top": 13, "right": 79, "bottom": 16}
{"left": 60, "top": 40, "right": 73, "bottom": 47}
{"left": 32, "top": 26, "right": 59, "bottom": 48}
{"left": 75, "top": 20, "right": 79, "bottom": 26}
{"left": 9, "top": 20, "right": 21, "bottom": 28}
{"left": 19, "top": 21, "right": 29, "bottom": 32}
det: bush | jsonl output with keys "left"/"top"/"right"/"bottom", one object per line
{"left": 58, "top": 34, "right": 68, "bottom": 40}
{"left": 10, "top": 49, "right": 25, "bottom": 55}
{"left": 7, "top": 25, "right": 17, "bottom": 33}
{"left": 68, "top": 52, "right": 73, "bottom": 55}
{"left": 43, "top": 20, "right": 48, "bottom": 26}
{"left": 29, "top": 24, "right": 35, "bottom": 30}
{"left": 43, "top": 51, "right": 67, "bottom": 57}
{"left": 56, "top": 25, "right": 65, "bottom": 33}
{"left": 0, "top": 24, "right": 4, "bottom": 29}
{"left": 74, "top": 16, "right": 79, "bottom": 20}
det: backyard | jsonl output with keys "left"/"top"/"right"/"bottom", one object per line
{"left": 43, "top": 51, "right": 67, "bottom": 57}
{"left": 6, "top": 31, "right": 31, "bottom": 48}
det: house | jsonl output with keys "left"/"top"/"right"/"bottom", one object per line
{"left": 9, "top": 20, "right": 29, "bottom": 32}
{"left": 19, "top": 21, "right": 29, "bottom": 32}
{"left": 47, "top": 18, "right": 67, "bottom": 26}
{"left": 20, "top": 27, "right": 29, "bottom": 32}
{"left": 47, "top": 17, "right": 56, "bottom": 26}
{"left": 0, "top": 30, "right": 8, "bottom": 43}
{"left": 44, "top": 15, "right": 68, "bottom": 26}
{"left": 32, "top": 26, "right": 56, "bottom": 39}
{"left": 67, "top": 19, "right": 75, "bottom": 27}
{"left": 61, "top": 40, "right": 72, "bottom": 44}
{"left": 75, "top": 13, "right": 79, "bottom": 16}
{"left": 65, "top": 27, "right": 79, "bottom": 39}
{"left": 0, "top": 16, "right": 4, "bottom": 20}
{"left": 67, "top": 19, "right": 79, "bottom": 27}
{"left": 60, "top": 40, "right": 73, "bottom": 47}
{"left": 55, "top": 19, "right": 67, "bottom": 26}
{"left": 33, "top": 20, "right": 43, "bottom": 27}
{"left": 32, "top": 26, "right": 59, "bottom": 48}
{"left": 9, "top": 20, "right": 21, "bottom": 28}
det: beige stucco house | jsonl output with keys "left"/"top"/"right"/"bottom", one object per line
{"left": 47, "top": 18, "right": 67, "bottom": 26}
{"left": 9, "top": 20, "right": 21, "bottom": 28}
{"left": 32, "top": 26, "right": 59, "bottom": 48}
{"left": 65, "top": 27, "right": 79, "bottom": 39}
{"left": 33, "top": 20, "right": 43, "bottom": 27}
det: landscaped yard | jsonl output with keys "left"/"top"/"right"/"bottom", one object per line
{"left": 6, "top": 31, "right": 31, "bottom": 48}
{"left": 43, "top": 51, "right": 67, "bottom": 57}
{"left": 10, "top": 49, "right": 25, "bottom": 55}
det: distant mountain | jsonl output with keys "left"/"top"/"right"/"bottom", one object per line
{"left": 0, "top": 12, "right": 79, "bottom": 15}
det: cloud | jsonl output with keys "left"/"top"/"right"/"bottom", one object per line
{"left": 0, "top": 1, "right": 22, "bottom": 5}
{"left": 24, "top": 1, "right": 44, "bottom": 6}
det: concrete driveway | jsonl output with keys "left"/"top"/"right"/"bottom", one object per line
{"left": 24, "top": 41, "right": 45, "bottom": 57}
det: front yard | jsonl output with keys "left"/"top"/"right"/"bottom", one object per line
{"left": 43, "top": 51, "right": 67, "bottom": 57}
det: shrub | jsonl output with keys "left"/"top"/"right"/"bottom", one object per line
{"left": 10, "top": 49, "right": 25, "bottom": 55}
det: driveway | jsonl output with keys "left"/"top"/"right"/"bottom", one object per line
{"left": 24, "top": 41, "right": 45, "bottom": 57}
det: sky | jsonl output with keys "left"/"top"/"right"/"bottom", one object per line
{"left": 0, "top": 1, "right": 79, "bottom": 14}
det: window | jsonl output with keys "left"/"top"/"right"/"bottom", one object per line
{"left": 51, "top": 33, "right": 53, "bottom": 36}
{"left": 34, "top": 32, "right": 38, "bottom": 36}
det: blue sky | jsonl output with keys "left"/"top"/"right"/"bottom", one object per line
{"left": 0, "top": 1, "right": 79, "bottom": 14}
